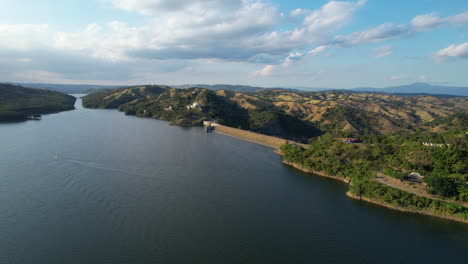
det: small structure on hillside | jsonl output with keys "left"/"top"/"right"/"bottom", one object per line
{"left": 342, "top": 138, "right": 359, "bottom": 143}
{"left": 187, "top": 102, "right": 202, "bottom": 110}
{"left": 163, "top": 105, "right": 174, "bottom": 112}
{"left": 422, "top": 142, "right": 451, "bottom": 147}
{"left": 407, "top": 172, "right": 425, "bottom": 183}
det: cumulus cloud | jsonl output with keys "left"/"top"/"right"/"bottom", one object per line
{"left": 433, "top": 42, "right": 468, "bottom": 60}
{"left": 55, "top": 1, "right": 281, "bottom": 62}
{"left": 52, "top": 0, "right": 367, "bottom": 64}
{"left": 2, "top": 0, "right": 468, "bottom": 84}
{"left": 303, "top": 0, "right": 365, "bottom": 35}
{"left": 372, "top": 45, "right": 393, "bottom": 58}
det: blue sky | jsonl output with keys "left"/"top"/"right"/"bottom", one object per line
{"left": 0, "top": 0, "right": 467, "bottom": 88}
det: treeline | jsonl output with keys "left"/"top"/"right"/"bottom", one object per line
{"left": 0, "top": 84, "right": 76, "bottom": 121}
{"left": 280, "top": 130, "right": 468, "bottom": 220}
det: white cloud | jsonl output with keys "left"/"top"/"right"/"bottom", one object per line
{"left": 290, "top": 8, "right": 309, "bottom": 17}
{"left": 433, "top": 42, "right": 468, "bottom": 60}
{"left": 0, "top": 24, "right": 49, "bottom": 49}
{"left": 372, "top": 45, "right": 393, "bottom": 58}
{"left": 1, "top": 1, "right": 368, "bottom": 66}
{"left": 252, "top": 64, "right": 275, "bottom": 76}
{"left": 110, "top": 0, "right": 241, "bottom": 15}
{"left": 308, "top": 45, "right": 328, "bottom": 56}
{"left": 411, "top": 11, "right": 468, "bottom": 31}
{"left": 303, "top": 0, "right": 364, "bottom": 35}
{"left": 2, "top": 0, "right": 468, "bottom": 85}
{"left": 333, "top": 11, "right": 468, "bottom": 47}
{"left": 55, "top": 1, "right": 281, "bottom": 61}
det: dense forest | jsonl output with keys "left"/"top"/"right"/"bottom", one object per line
{"left": 0, "top": 84, "right": 76, "bottom": 121}
{"left": 280, "top": 129, "right": 468, "bottom": 221}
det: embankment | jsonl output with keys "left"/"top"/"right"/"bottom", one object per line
{"left": 214, "top": 125, "right": 298, "bottom": 149}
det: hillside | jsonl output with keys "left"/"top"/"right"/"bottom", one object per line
{"left": 252, "top": 89, "right": 467, "bottom": 134}
{"left": 0, "top": 84, "right": 76, "bottom": 121}
{"left": 83, "top": 85, "right": 320, "bottom": 141}
{"left": 5, "top": 82, "right": 121, "bottom": 94}
{"left": 83, "top": 85, "right": 467, "bottom": 139}
{"left": 173, "top": 84, "right": 265, "bottom": 93}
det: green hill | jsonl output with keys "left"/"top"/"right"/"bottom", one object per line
{"left": 83, "top": 85, "right": 467, "bottom": 138}
{"left": 83, "top": 85, "right": 320, "bottom": 141}
{"left": 0, "top": 84, "right": 76, "bottom": 122}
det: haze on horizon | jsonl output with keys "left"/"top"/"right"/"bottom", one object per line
{"left": 0, "top": 0, "right": 467, "bottom": 88}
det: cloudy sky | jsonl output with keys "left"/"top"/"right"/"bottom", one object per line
{"left": 1, "top": 0, "right": 467, "bottom": 88}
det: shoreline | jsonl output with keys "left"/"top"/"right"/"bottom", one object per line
{"left": 282, "top": 160, "right": 351, "bottom": 184}
{"left": 212, "top": 127, "right": 467, "bottom": 224}
{"left": 346, "top": 192, "right": 468, "bottom": 224}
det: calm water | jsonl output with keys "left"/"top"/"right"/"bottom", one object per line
{"left": 0, "top": 95, "right": 467, "bottom": 264}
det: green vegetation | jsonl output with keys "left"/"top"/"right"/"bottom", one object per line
{"left": 0, "top": 84, "right": 76, "bottom": 121}
{"left": 83, "top": 86, "right": 320, "bottom": 141}
{"left": 280, "top": 130, "right": 468, "bottom": 221}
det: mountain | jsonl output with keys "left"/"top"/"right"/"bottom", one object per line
{"left": 0, "top": 84, "right": 76, "bottom": 121}
{"left": 5, "top": 82, "right": 122, "bottom": 94}
{"left": 172, "top": 84, "right": 265, "bottom": 93}
{"left": 83, "top": 85, "right": 467, "bottom": 138}
{"left": 7, "top": 81, "right": 467, "bottom": 96}
{"left": 352, "top": 83, "right": 468, "bottom": 96}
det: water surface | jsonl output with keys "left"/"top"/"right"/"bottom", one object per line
{"left": 1, "top": 96, "right": 467, "bottom": 263}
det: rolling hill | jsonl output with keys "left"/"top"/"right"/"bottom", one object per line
{"left": 0, "top": 84, "right": 76, "bottom": 121}
{"left": 83, "top": 85, "right": 467, "bottom": 139}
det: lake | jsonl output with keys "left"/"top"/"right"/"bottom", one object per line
{"left": 1, "top": 95, "right": 467, "bottom": 263}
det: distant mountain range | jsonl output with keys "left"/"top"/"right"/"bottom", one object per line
{"left": 3, "top": 82, "right": 121, "bottom": 94}
{"left": 172, "top": 84, "right": 266, "bottom": 93}
{"left": 3, "top": 82, "right": 467, "bottom": 96}
{"left": 350, "top": 83, "right": 468, "bottom": 97}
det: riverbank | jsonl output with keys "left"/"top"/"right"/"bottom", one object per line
{"left": 284, "top": 157, "right": 468, "bottom": 224}
{"left": 287, "top": 157, "right": 468, "bottom": 224}
{"left": 347, "top": 192, "right": 468, "bottom": 224}
{"left": 282, "top": 160, "right": 351, "bottom": 184}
